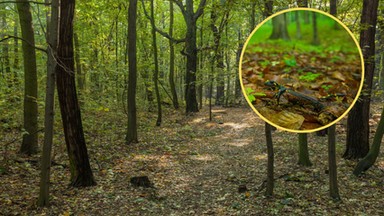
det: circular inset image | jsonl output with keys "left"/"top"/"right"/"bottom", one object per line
{"left": 240, "top": 8, "right": 363, "bottom": 133}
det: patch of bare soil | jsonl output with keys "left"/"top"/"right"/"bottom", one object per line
{"left": 1, "top": 106, "right": 383, "bottom": 215}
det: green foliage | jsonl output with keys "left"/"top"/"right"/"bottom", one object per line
{"left": 247, "top": 10, "right": 360, "bottom": 56}
{"left": 321, "top": 84, "right": 332, "bottom": 91}
{"left": 260, "top": 60, "right": 271, "bottom": 67}
{"left": 246, "top": 88, "right": 256, "bottom": 103}
{"left": 299, "top": 72, "right": 321, "bottom": 82}
{"left": 245, "top": 87, "right": 266, "bottom": 103}
{"left": 284, "top": 58, "right": 297, "bottom": 67}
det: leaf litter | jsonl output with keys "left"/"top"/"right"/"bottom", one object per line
{"left": 0, "top": 105, "right": 383, "bottom": 215}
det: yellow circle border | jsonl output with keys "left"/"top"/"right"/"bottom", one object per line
{"left": 239, "top": 8, "right": 365, "bottom": 133}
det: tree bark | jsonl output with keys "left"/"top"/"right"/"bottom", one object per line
{"left": 13, "top": 17, "right": 19, "bottom": 85}
{"left": 265, "top": 123, "right": 274, "bottom": 197}
{"left": 234, "top": 30, "right": 242, "bottom": 104}
{"left": 344, "top": 0, "right": 379, "bottom": 159}
{"left": 353, "top": 104, "right": 384, "bottom": 175}
{"left": 250, "top": 1, "right": 256, "bottom": 32}
{"left": 56, "top": 0, "right": 96, "bottom": 187}
{"left": 312, "top": 12, "right": 320, "bottom": 45}
{"left": 1, "top": 14, "right": 11, "bottom": 82}
{"left": 263, "top": 0, "right": 273, "bottom": 18}
{"left": 17, "top": 0, "right": 38, "bottom": 155}
{"left": 74, "top": 32, "right": 84, "bottom": 91}
{"left": 38, "top": 0, "right": 58, "bottom": 207}
{"left": 328, "top": 125, "right": 340, "bottom": 200}
{"left": 210, "top": 7, "right": 225, "bottom": 106}
{"left": 330, "top": 0, "right": 337, "bottom": 16}
{"left": 184, "top": 0, "right": 201, "bottom": 113}
{"left": 269, "top": 14, "right": 290, "bottom": 40}
{"left": 149, "top": 0, "right": 161, "bottom": 126}
{"left": 295, "top": 11, "right": 302, "bottom": 39}
{"left": 126, "top": 0, "right": 138, "bottom": 144}
{"left": 298, "top": 133, "right": 312, "bottom": 166}
{"left": 169, "top": 1, "right": 179, "bottom": 109}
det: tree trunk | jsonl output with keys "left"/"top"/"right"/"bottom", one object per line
{"left": 269, "top": 14, "right": 290, "bottom": 40}
{"left": 312, "top": 12, "right": 320, "bottom": 45}
{"left": 210, "top": 4, "right": 225, "bottom": 106}
{"left": 38, "top": 0, "right": 59, "bottom": 207}
{"left": 17, "top": 0, "right": 38, "bottom": 155}
{"left": 330, "top": 0, "right": 337, "bottom": 17}
{"left": 295, "top": 11, "right": 302, "bottom": 39}
{"left": 13, "top": 17, "right": 19, "bottom": 85}
{"left": 198, "top": 13, "right": 204, "bottom": 110}
{"left": 169, "top": 2, "right": 179, "bottom": 109}
{"left": 263, "top": 0, "right": 273, "bottom": 18}
{"left": 56, "top": 0, "right": 96, "bottom": 187}
{"left": 344, "top": 0, "right": 379, "bottom": 160}
{"left": 74, "top": 32, "right": 84, "bottom": 91}
{"left": 297, "top": 0, "right": 308, "bottom": 7}
{"left": 250, "top": 1, "right": 256, "bottom": 32}
{"left": 328, "top": 125, "right": 340, "bottom": 200}
{"left": 149, "top": 0, "right": 161, "bottom": 126}
{"left": 215, "top": 65, "right": 225, "bottom": 105}
{"left": 126, "top": 0, "right": 138, "bottom": 144}
{"left": 265, "top": 122, "right": 274, "bottom": 197}
{"left": 209, "top": 63, "right": 213, "bottom": 121}
{"left": 298, "top": 133, "right": 312, "bottom": 166}
{"left": 184, "top": 0, "right": 199, "bottom": 113}
{"left": 1, "top": 14, "right": 11, "bottom": 83}
{"left": 235, "top": 30, "right": 242, "bottom": 103}
{"left": 354, "top": 104, "right": 384, "bottom": 176}
{"left": 225, "top": 41, "right": 231, "bottom": 106}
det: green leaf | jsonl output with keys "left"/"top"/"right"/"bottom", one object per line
{"left": 248, "top": 94, "right": 256, "bottom": 103}
{"left": 284, "top": 58, "right": 297, "bottom": 67}
{"left": 299, "top": 72, "right": 321, "bottom": 82}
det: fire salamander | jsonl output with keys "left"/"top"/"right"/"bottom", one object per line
{"left": 264, "top": 80, "right": 325, "bottom": 112}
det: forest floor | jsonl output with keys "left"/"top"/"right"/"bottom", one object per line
{"left": 1, "top": 103, "right": 384, "bottom": 215}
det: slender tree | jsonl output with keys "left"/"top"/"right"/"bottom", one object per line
{"left": 149, "top": 0, "right": 161, "bottom": 126}
{"left": 38, "top": 0, "right": 59, "bottom": 206}
{"left": 234, "top": 29, "right": 242, "bottom": 103}
{"left": 330, "top": 0, "right": 337, "bottom": 17}
{"left": 263, "top": 0, "right": 273, "bottom": 18}
{"left": 249, "top": 1, "right": 256, "bottom": 32}
{"left": 354, "top": 105, "right": 384, "bottom": 175}
{"left": 169, "top": 1, "right": 179, "bottom": 109}
{"left": 263, "top": 0, "right": 274, "bottom": 198}
{"left": 269, "top": 13, "right": 290, "bottom": 40}
{"left": 210, "top": 0, "right": 231, "bottom": 106}
{"left": 74, "top": 32, "right": 84, "bottom": 91}
{"left": 312, "top": 12, "right": 320, "bottom": 45}
{"left": 295, "top": 11, "right": 302, "bottom": 39}
{"left": 328, "top": 125, "right": 340, "bottom": 200}
{"left": 344, "top": 0, "right": 379, "bottom": 159}
{"left": 197, "top": 12, "right": 204, "bottom": 109}
{"left": 56, "top": 0, "right": 96, "bottom": 187}
{"left": 13, "top": 16, "right": 19, "bottom": 85}
{"left": 145, "top": 0, "right": 207, "bottom": 113}
{"left": 126, "top": 0, "right": 138, "bottom": 144}
{"left": 265, "top": 123, "right": 274, "bottom": 197}
{"left": 1, "top": 13, "right": 11, "bottom": 81}
{"left": 17, "top": 0, "right": 38, "bottom": 155}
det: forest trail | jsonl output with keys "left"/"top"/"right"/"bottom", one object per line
{"left": 1, "top": 106, "right": 383, "bottom": 215}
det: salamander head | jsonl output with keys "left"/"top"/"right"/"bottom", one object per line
{"left": 264, "top": 80, "right": 279, "bottom": 87}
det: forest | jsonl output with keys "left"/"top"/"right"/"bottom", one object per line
{"left": 0, "top": 0, "right": 383, "bottom": 215}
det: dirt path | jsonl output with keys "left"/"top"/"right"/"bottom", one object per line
{"left": 1, "top": 106, "right": 383, "bottom": 215}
